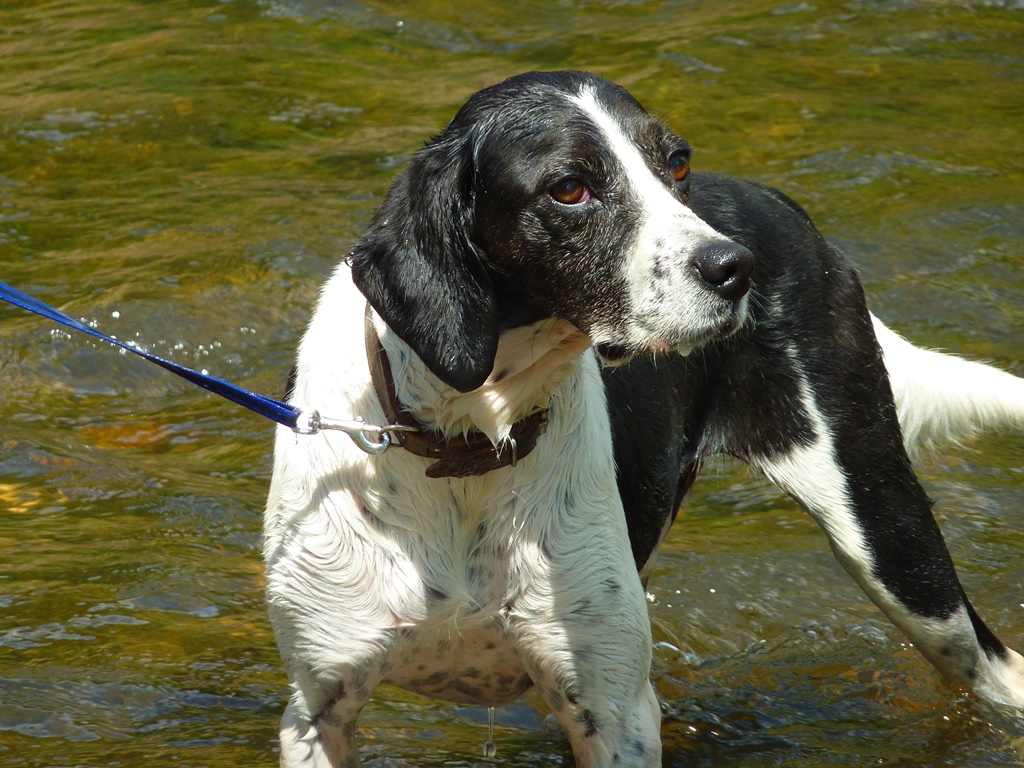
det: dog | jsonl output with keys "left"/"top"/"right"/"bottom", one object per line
{"left": 264, "top": 70, "right": 1024, "bottom": 767}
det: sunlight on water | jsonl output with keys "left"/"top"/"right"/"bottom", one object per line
{"left": 0, "top": 1, "right": 1022, "bottom": 766}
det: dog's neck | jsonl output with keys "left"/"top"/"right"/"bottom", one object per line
{"left": 373, "top": 314, "right": 592, "bottom": 445}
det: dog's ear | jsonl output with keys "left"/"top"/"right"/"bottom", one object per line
{"left": 350, "top": 131, "right": 498, "bottom": 393}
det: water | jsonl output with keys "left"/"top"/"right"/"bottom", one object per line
{"left": 1, "top": 0, "right": 1022, "bottom": 765}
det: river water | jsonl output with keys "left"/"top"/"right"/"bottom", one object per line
{"left": 1, "top": 1, "right": 1022, "bottom": 766}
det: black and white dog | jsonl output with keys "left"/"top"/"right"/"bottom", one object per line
{"left": 265, "top": 71, "right": 1024, "bottom": 767}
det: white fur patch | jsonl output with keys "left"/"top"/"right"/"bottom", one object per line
{"left": 756, "top": 351, "right": 873, "bottom": 576}
{"left": 872, "top": 314, "right": 1024, "bottom": 451}
{"left": 382, "top": 315, "right": 592, "bottom": 444}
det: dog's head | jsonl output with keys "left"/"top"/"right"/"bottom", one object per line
{"left": 351, "top": 70, "right": 753, "bottom": 393}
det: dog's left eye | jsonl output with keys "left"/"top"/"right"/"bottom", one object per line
{"left": 550, "top": 177, "right": 591, "bottom": 205}
{"left": 668, "top": 151, "right": 690, "bottom": 183}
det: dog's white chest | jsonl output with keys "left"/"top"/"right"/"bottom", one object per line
{"left": 348, "top": 471, "right": 537, "bottom": 705}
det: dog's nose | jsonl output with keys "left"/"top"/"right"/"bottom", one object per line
{"left": 694, "top": 244, "right": 754, "bottom": 301}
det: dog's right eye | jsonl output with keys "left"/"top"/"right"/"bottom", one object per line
{"left": 550, "top": 177, "right": 591, "bottom": 205}
{"left": 668, "top": 151, "right": 690, "bottom": 183}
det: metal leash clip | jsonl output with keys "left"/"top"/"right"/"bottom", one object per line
{"left": 294, "top": 410, "right": 418, "bottom": 455}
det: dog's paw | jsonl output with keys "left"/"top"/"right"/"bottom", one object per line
{"left": 976, "top": 647, "right": 1024, "bottom": 711}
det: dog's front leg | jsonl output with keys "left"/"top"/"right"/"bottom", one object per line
{"left": 509, "top": 536, "right": 662, "bottom": 767}
{"left": 279, "top": 683, "right": 365, "bottom": 768}
{"left": 266, "top": 512, "right": 391, "bottom": 768}
{"left": 754, "top": 365, "right": 1024, "bottom": 708}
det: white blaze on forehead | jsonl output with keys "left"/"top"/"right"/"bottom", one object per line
{"left": 567, "top": 84, "right": 731, "bottom": 255}
{"left": 568, "top": 85, "right": 682, "bottom": 219}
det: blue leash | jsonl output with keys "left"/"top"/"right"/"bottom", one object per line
{"left": 0, "top": 281, "right": 402, "bottom": 454}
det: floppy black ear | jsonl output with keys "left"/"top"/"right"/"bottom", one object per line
{"left": 350, "top": 130, "right": 498, "bottom": 393}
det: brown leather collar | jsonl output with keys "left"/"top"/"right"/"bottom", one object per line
{"left": 365, "top": 308, "right": 549, "bottom": 479}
